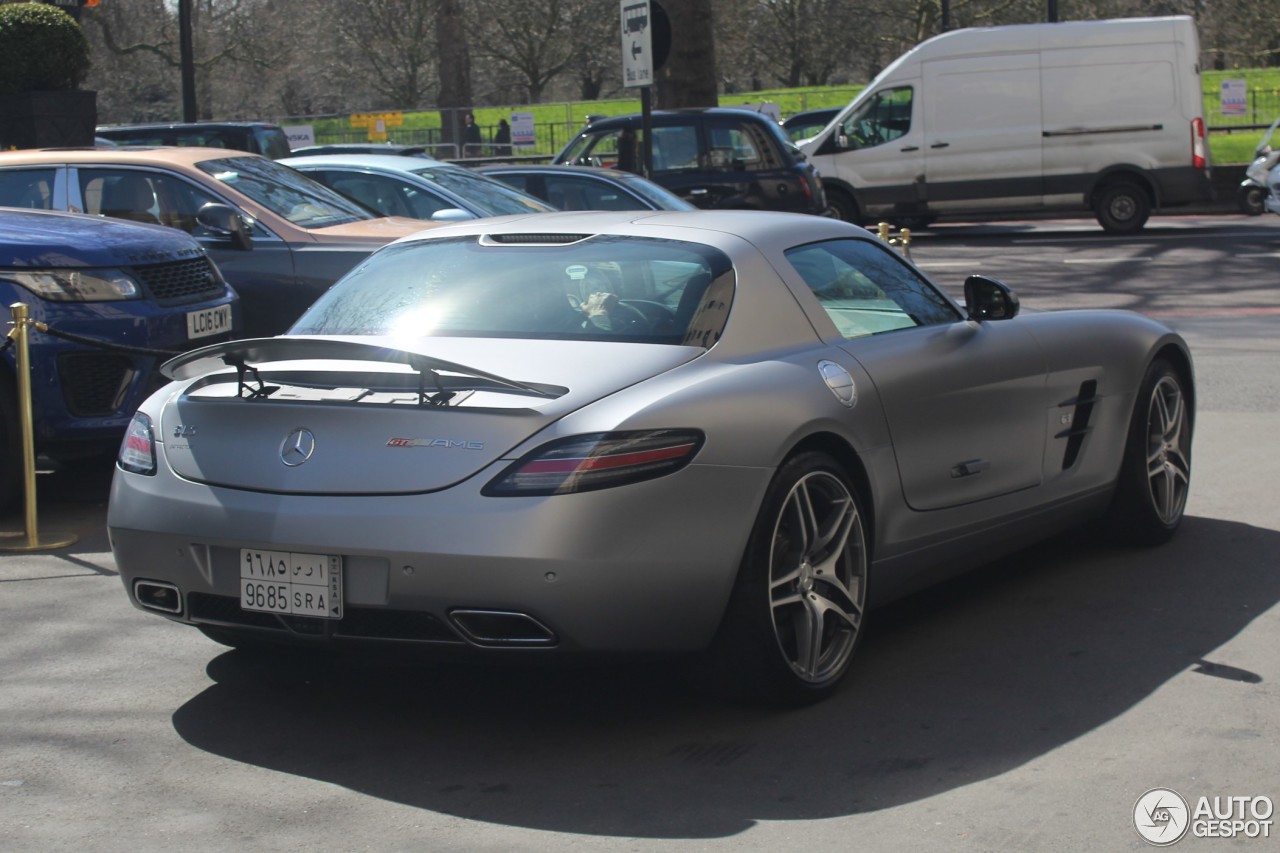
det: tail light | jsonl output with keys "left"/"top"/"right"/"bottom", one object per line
{"left": 1191, "top": 117, "right": 1207, "bottom": 170}
{"left": 483, "top": 430, "right": 703, "bottom": 496}
{"left": 118, "top": 412, "right": 157, "bottom": 475}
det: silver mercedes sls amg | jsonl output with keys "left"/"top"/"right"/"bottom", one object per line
{"left": 108, "top": 210, "right": 1193, "bottom": 705}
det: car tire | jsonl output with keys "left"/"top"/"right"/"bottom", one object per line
{"left": 1105, "top": 358, "right": 1192, "bottom": 546}
{"left": 825, "top": 187, "right": 862, "bottom": 225}
{"left": 1094, "top": 181, "right": 1151, "bottom": 234}
{"left": 0, "top": 371, "right": 21, "bottom": 512}
{"left": 696, "top": 451, "right": 869, "bottom": 706}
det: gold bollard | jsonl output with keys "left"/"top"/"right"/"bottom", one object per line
{"left": 1, "top": 303, "right": 78, "bottom": 552}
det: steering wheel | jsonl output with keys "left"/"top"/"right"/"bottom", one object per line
{"left": 619, "top": 299, "right": 676, "bottom": 333}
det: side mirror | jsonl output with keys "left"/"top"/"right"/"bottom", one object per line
{"left": 430, "top": 208, "right": 476, "bottom": 222}
{"left": 196, "top": 202, "right": 252, "bottom": 251}
{"left": 964, "top": 274, "right": 1020, "bottom": 321}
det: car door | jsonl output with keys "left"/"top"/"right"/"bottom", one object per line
{"left": 649, "top": 121, "right": 720, "bottom": 207}
{"left": 813, "top": 85, "right": 925, "bottom": 219}
{"left": 68, "top": 166, "right": 302, "bottom": 337}
{"left": 785, "top": 238, "right": 1048, "bottom": 511}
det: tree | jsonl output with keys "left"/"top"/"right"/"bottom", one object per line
{"left": 334, "top": 0, "right": 440, "bottom": 108}
{"left": 467, "top": 0, "right": 603, "bottom": 103}
{"left": 656, "top": 0, "right": 719, "bottom": 108}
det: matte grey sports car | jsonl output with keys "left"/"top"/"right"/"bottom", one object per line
{"left": 108, "top": 210, "right": 1194, "bottom": 705}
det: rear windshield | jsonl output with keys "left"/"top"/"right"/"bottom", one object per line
{"left": 292, "top": 234, "right": 734, "bottom": 346}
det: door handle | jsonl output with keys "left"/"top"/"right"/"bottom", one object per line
{"left": 950, "top": 459, "right": 990, "bottom": 478}
{"left": 900, "top": 145, "right": 919, "bottom": 152}
{"left": 930, "top": 142, "right": 950, "bottom": 149}
{"left": 687, "top": 188, "right": 710, "bottom": 196}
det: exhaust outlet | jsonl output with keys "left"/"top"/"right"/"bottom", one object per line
{"left": 449, "top": 609, "right": 557, "bottom": 647}
{"left": 134, "top": 580, "right": 182, "bottom": 614}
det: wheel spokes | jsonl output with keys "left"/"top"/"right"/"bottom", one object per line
{"left": 1145, "top": 377, "right": 1190, "bottom": 524}
{"left": 768, "top": 470, "right": 868, "bottom": 683}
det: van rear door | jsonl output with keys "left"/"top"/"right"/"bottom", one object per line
{"left": 922, "top": 53, "right": 1043, "bottom": 213}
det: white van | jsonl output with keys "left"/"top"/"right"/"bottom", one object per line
{"left": 803, "top": 16, "right": 1213, "bottom": 233}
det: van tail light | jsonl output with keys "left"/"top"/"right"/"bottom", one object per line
{"left": 483, "top": 429, "right": 703, "bottom": 496}
{"left": 118, "top": 412, "right": 157, "bottom": 476}
{"left": 1191, "top": 118, "right": 1207, "bottom": 170}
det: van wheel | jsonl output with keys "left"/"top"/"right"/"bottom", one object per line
{"left": 1094, "top": 181, "right": 1150, "bottom": 234}
{"left": 0, "top": 373, "right": 21, "bottom": 512}
{"left": 826, "top": 188, "right": 861, "bottom": 225}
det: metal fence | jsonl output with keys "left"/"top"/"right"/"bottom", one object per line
{"left": 280, "top": 86, "right": 1280, "bottom": 162}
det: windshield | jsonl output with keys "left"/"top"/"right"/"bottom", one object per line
{"left": 292, "top": 234, "right": 734, "bottom": 346}
{"left": 196, "top": 156, "right": 373, "bottom": 228}
{"left": 409, "top": 166, "right": 554, "bottom": 215}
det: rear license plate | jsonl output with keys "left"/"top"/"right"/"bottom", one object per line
{"left": 239, "top": 550, "right": 343, "bottom": 619}
{"left": 187, "top": 304, "right": 232, "bottom": 339}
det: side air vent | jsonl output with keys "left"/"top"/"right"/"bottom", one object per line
{"left": 1057, "top": 379, "right": 1098, "bottom": 470}
{"left": 481, "top": 233, "right": 592, "bottom": 245}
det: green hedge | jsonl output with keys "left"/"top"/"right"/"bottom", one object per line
{"left": 0, "top": 2, "right": 90, "bottom": 96}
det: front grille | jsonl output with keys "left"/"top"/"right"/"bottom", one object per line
{"left": 132, "top": 256, "right": 223, "bottom": 306}
{"left": 58, "top": 352, "right": 134, "bottom": 416}
{"left": 187, "top": 593, "right": 464, "bottom": 644}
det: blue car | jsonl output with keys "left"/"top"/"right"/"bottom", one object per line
{"left": 1, "top": 208, "right": 239, "bottom": 506}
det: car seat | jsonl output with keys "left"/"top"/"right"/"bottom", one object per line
{"left": 99, "top": 177, "right": 161, "bottom": 225}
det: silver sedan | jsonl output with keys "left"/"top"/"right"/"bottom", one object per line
{"left": 108, "top": 210, "right": 1193, "bottom": 705}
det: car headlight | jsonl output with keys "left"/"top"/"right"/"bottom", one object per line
{"left": 118, "top": 412, "right": 157, "bottom": 475}
{"left": 3, "top": 268, "right": 141, "bottom": 302}
{"left": 482, "top": 430, "right": 704, "bottom": 496}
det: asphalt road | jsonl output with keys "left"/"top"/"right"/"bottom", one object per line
{"left": 2, "top": 213, "right": 1278, "bottom": 852}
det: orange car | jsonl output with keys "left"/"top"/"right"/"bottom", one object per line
{"left": 0, "top": 147, "right": 437, "bottom": 336}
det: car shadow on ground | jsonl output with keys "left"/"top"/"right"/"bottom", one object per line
{"left": 170, "top": 515, "right": 1277, "bottom": 839}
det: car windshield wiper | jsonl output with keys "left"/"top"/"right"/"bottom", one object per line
{"left": 163, "top": 338, "right": 566, "bottom": 406}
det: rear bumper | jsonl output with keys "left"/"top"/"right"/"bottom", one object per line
{"left": 108, "top": 458, "right": 771, "bottom": 654}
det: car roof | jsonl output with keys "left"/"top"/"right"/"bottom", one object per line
{"left": 783, "top": 107, "right": 841, "bottom": 125}
{"left": 394, "top": 208, "right": 865, "bottom": 249}
{"left": 278, "top": 154, "right": 464, "bottom": 173}
{"left": 474, "top": 164, "right": 637, "bottom": 180}
{"left": 288, "top": 144, "right": 433, "bottom": 157}
{"left": 97, "top": 121, "right": 280, "bottom": 131}
{"left": 0, "top": 146, "right": 269, "bottom": 167}
{"left": 582, "top": 108, "right": 781, "bottom": 128}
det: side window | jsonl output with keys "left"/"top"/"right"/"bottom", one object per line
{"left": 839, "top": 87, "right": 913, "bottom": 150}
{"left": 651, "top": 125, "right": 700, "bottom": 173}
{"left": 78, "top": 168, "right": 266, "bottom": 237}
{"left": 706, "top": 121, "right": 778, "bottom": 171}
{"left": 0, "top": 168, "right": 56, "bottom": 209}
{"left": 545, "top": 175, "right": 641, "bottom": 211}
{"left": 313, "top": 171, "right": 424, "bottom": 219}
{"left": 786, "top": 238, "right": 960, "bottom": 339}
{"left": 569, "top": 128, "right": 641, "bottom": 174}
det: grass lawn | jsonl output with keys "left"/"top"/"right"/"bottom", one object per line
{"left": 303, "top": 69, "right": 1279, "bottom": 164}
